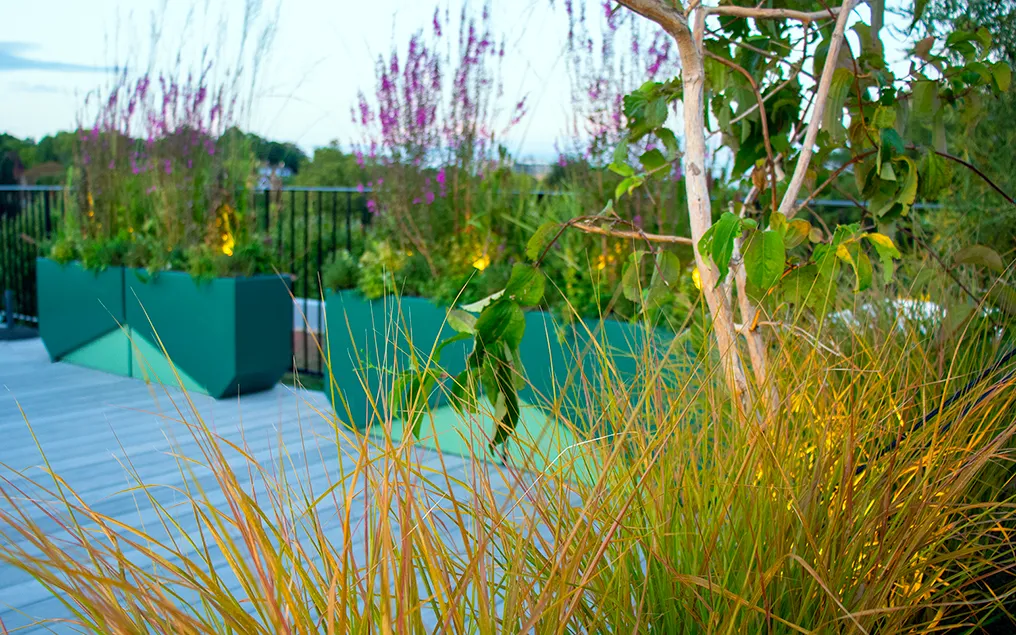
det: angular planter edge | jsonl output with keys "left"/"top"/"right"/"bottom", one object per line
{"left": 126, "top": 269, "right": 293, "bottom": 399}
{"left": 36, "top": 257, "right": 130, "bottom": 376}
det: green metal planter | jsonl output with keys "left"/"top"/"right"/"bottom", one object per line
{"left": 36, "top": 258, "right": 292, "bottom": 398}
{"left": 323, "top": 290, "right": 694, "bottom": 430}
{"left": 36, "top": 258, "right": 130, "bottom": 376}
{"left": 323, "top": 290, "right": 470, "bottom": 428}
{"left": 125, "top": 270, "right": 292, "bottom": 398}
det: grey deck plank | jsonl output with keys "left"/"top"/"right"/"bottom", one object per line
{"left": 0, "top": 338, "right": 517, "bottom": 633}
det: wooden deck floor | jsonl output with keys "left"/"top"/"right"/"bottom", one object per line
{"left": 0, "top": 338, "right": 517, "bottom": 633}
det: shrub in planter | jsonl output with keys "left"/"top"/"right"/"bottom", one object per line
{"left": 38, "top": 58, "right": 290, "bottom": 397}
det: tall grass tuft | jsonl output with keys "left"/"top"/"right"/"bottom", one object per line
{"left": 2, "top": 272, "right": 1016, "bottom": 632}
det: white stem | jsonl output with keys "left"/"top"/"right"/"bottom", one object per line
{"left": 778, "top": 0, "right": 862, "bottom": 219}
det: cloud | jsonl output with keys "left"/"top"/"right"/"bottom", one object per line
{"left": 0, "top": 41, "right": 111, "bottom": 73}
{"left": 9, "top": 81, "right": 64, "bottom": 93}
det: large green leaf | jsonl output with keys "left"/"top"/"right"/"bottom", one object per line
{"left": 475, "top": 299, "right": 526, "bottom": 349}
{"left": 708, "top": 212, "right": 742, "bottom": 284}
{"left": 526, "top": 221, "right": 559, "bottom": 262}
{"left": 505, "top": 264, "right": 545, "bottom": 306}
{"left": 785, "top": 219, "right": 812, "bottom": 249}
{"left": 992, "top": 62, "right": 1012, "bottom": 93}
{"left": 824, "top": 68, "right": 854, "bottom": 141}
{"left": 639, "top": 148, "right": 668, "bottom": 172}
{"left": 446, "top": 309, "right": 477, "bottom": 334}
{"left": 911, "top": 80, "right": 936, "bottom": 120}
{"left": 744, "top": 229, "right": 786, "bottom": 291}
{"left": 953, "top": 245, "right": 1005, "bottom": 273}
{"left": 865, "top": 233, "right": 902, "bottom": 284}
{"left": 489, "top": 359, "right": 521, "bottom": 451}
{"left": 621, "top": 251, "right": 646, "bottom": 302}
{"left": 895, "top": 156, "right": 919, "bottom": 216}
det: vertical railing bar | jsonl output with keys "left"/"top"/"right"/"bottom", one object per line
{"left": 276, "top": 190, "right": 284, "bottom": 262}
{"left": 302, "top": 190, "right": 310, "bottom": 375}
{"left": 345, "top": 191, "right": 352, "bottom": 253}
{"left": 316, "top": 190, "right": 324, "bottom": 374}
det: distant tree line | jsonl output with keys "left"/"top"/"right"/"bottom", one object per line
{"left": 0, "top": 127, "right": 330, "bottom": 186}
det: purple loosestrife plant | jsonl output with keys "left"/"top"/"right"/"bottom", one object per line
{"left": 353, "top": 1, "right": 527, "bottom": 273}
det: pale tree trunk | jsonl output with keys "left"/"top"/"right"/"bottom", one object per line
{"left": 618, "top": 0, "right": 859, "bottom": 412}
{"left": 620, "top": 0, "right": 750, "bottom": 407}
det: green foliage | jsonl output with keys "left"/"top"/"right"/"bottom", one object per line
{"left": 356, "top": 240, "right": 409, "bottom": 300}
{"left": 322, "top": 250, "right": 360, "bottom": 292}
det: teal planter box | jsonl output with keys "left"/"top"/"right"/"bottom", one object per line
{"left": 36, "top": 258, "right": 292, "bottom": 398}
{"left": 36, "top": 258, "right": 130, "bottom": 376}
{"left": 323, "top": 290, "right": 693, "bottom": 430}
{"left": 323, "top": 290, "right": 470, "bottom": 427}
{"left": 126, "top": 270, "right": 292, "bottom": 399}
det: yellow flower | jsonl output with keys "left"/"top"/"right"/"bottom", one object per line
{"left": 472, "top": 253, "right": 490, "bottom": 271}
{"left": 595, "top": 254, "right": 607, "bottom": 271}
{"left": 692, "top": 266, "right": 702, "bottom": 290}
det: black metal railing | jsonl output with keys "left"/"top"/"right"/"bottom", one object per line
{"left": 0, "top": 186, "right": 63, "bottom": 326}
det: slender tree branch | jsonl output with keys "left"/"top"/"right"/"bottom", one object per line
{"left": 571, "top": 221, "right": 693, "bottom": 245}
{"left": 915, "top": 146, "right": 1016, "bottom": 207}
{"left": 704, "top": 2, "right": 857, "bottom": 23}
{"left": 705, "top": 51, "right": 778, "bottom": 212}
{"left": 779, "top": 0, "right": 861, "bottom": 219}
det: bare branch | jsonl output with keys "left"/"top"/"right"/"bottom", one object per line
{"left": 705, "top": 2, "right": 857, "bottom": 23}
{"left": 778, "top": 0, "right": 861, "bottom": 218}
{"left": 706, "top": 51, "right": 778, "bottom": 212}
{"left": 571, "top": 221, "right": 693, "bottom": 245}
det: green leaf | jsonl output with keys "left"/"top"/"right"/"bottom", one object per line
{"left": 744, "top": 229, "right": 786, "bottom": 290}
{"left": 785, "top": 219, "right": 811, "bottom": 249}
{"left": 953, "top": 245, "right": 1005, "bottom": 273}
{"left": 919, "top": 149, "right": 952, "bottom": 199}
{"left": 433, "top": 331, "right": 473, "bottom": 362}
{"left": 461, "top": 290, "right": 504, "bottom": 313}
{"left": 651, "top": 250, "right": 682, "bottom": 288}
{"left": 992, "top": 62, "right": 1012, "bottom": 93}
{"left": 709, "top": 212, "right": 742, "bottom": 284}
{"left": 505, "top": 264, "right": 545, "bottom": 306}
{"left": 814, "top": 243, "right": 841, "bottom": 283}
{"left": 526, "top": 221, "right": 559, "bottom": 261}
{"left": 824, "top": 68, "right": 853, "bottom": 142}
{"left": 489, "top": 360, "right": 521, "bottom": 450}
{"left": 447, "top": 309, "right": 477, "bottom": 334}
{"left": 609, "top": 161, "right": 635, "bottom": 177}
{"left": 740, "top": 217, "right": 758, "bottom": 230}
{"left": 913, "top": 0, "right": 928, "bottom": 27}
{"left": 656, "top": 127, "right": 679, "bottom": 160}
{"left": 873, "top": 105, "right": 897, "bottom": 129}
{"left": 894, "top": 156, "right": 919, "bottom": 216}
{"left": 987, "top": 284, "right": 1016, "bottom": 317}
{"left": 865, "top": 232, "right": 902, "bottom": 284}
{"left": 911, "top": 80, "right": 936, "bottom": 120}
{"left": 615, "top": 175, "right": 643, "bottom": 200}
{"left": 639, "top": 148, "right": 668, "bottom": 172}
{"left": 475, "top": 299, "right": 526, "bottom": 349}
{"left": 769, "top": 211, "right": 788, "bottom": 236}
{"left": 621, "top": 251, "right": 646, "bottom": 302}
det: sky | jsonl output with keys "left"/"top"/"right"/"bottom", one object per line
{"left": 0, "top": 0, "right": 577, "bottom": 162}
{"left": 0, "top": 0, "right": 912, "bottom": 163}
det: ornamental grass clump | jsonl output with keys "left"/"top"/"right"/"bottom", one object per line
{"left": 2, "top": 266, "right": 1016, "bottom": 632}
